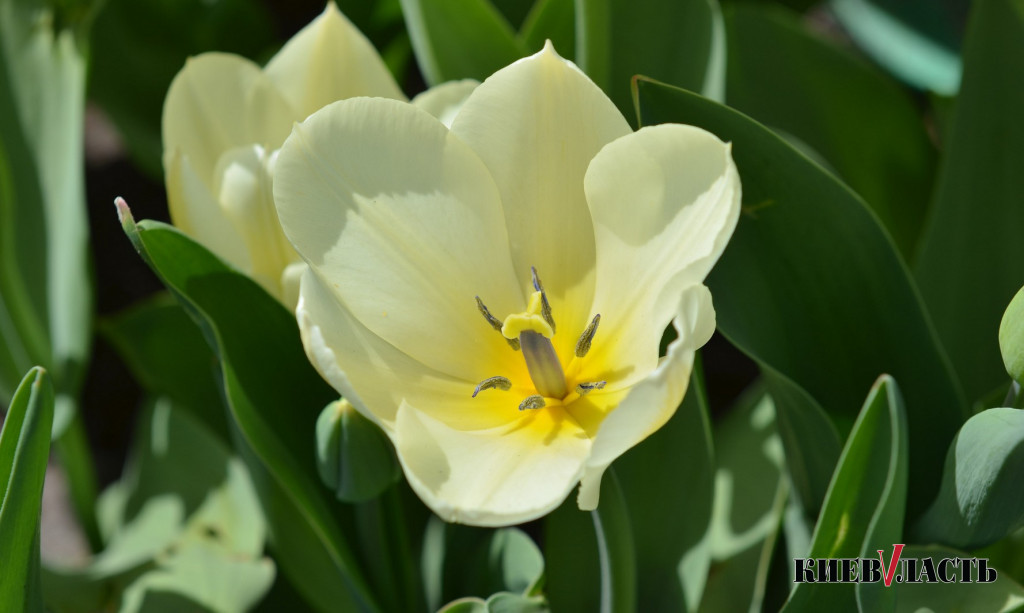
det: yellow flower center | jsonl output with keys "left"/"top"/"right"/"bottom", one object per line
{"left": 473, "top": 268, "right": 605, "bottom": 410}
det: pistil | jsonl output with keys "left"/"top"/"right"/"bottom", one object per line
{"left": 519, "top": 330, "right": 568, "bottom": 398}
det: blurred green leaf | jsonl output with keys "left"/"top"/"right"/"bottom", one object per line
{"left": 914, "top": 0, "right": 1024, "bottom": 404}
{"left": 44, "top": 398, "right": 274, "bottom": 613}
{"left": 830, "top": 0, "right": 962, "bottom": 95}
{"left": 912, "top": 407, "right": 1024, "bottom": 549}
{"left": 699, "top": 386, "right": 787, "bottom": 612}
{"left": 400, "top": 0, "right": 529, "bottom": 86}
{"left": 88, "top": 0, "right": 276, "bottom": 177}
{"left": 614, "top": 362, "right": 713, "bottom": 611}
{"left": 440, "top": 592, "right": 549, "bottom": 613}
{"left": 423, "top": 518, "right": 545, "bottom": 609}
{"left": 1000, "top": 286, "right": 1024, "bottom": 384}
{"left": 100, "top": 293, "right": 225, "bottom": 438}
{"left": 891, "top": 545, "right": 1024, "bottom": 613}
{"left": 315, "top": 399, "right": 400, "bottom": 503}
{"left": 763, "top": 368, "right": 841, "bottom": 516}
{"left": 0, "top": 367, "right": 54, "bottom": 613}
{"left": 117, "top": 201, "right": 379, "bottom": 611}
{"left": 0, "top": 0, "right": 92, "bottom": 406}
{"left": 724, "top": 3, "right": 936, "bottom": 261}
{"left": 519, "top": 0, "right": 574, "bottom": 58}
{"left": 781, "top": 376, "right": 908, "bottom": 611}
{"left": 578, "top": 0, "right": 723, "bottom": 120}
{"left": 634, "top": 77, "right": 966, "bottom": 519}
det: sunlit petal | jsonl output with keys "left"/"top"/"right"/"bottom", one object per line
{"left": 394, "top": 401, "right": 590, "bottom": 526}
{"left": 577, "top": 284, "right": 716, "bottom": 510}
{"left": 264, "top": 2, "right": 404, "bottom": 119}
{"left": 449, "top": 42, "right": 631, "bottom": 363}
{"left": 410, "top": 79, "right": 478, "bottom": 128}
{"left": 276, "top": 97, "right": 524, "bottom": 381}
{"left": 298, "top": 269, "right": 520, "bottom": 431}
{"left": 162, "top": 53, "right": 294, "bottom": 189}
{"left": 577, "top": 124, "right": 740, "bottom": 387}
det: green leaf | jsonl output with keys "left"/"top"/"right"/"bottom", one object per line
{"left": 519, "top": 0, "right": 574, "bottom": 58}
{"left": 543, "top": 471, "right": 635, "bottom": 612}
{"left": 829, "top": 0, "right": 962, "bottom": 95}
{"left": 315, "top": 399, "right": 400, "bottom": 503}
{"left": 634, "top": 77, "right": 966, "bottom": 518}
{"left": 87, "top": 0, "right": 276, "bottom": 178}
{"left": 1000, "top": 286, "right": 1024, "bottom": 384}
{"left": 100, "top": 293, "right": 225, "bottom": 438}
{"left": 781, "top": 376, "right": 908, "bottom": 611}
{"left": 914, "top": 0, "right": 1024, "bottom": 403}
{"left": 576, "top": 0, "right": 723, "bottom": 119}
{"left": 43, "top": 398, "right": 274, "bottom": 613}
{"left": 699, "top": 386, "right": 787, "bottom": 612}
{"left": 614, "top": 362, "right": 713, "bottom": 611}
{"left": 422, "top": 518, "right": 545, "bottom": 609}
{"left": 0, "top": 0, "right": 92, "bottom": 405}
{"left": 400, "top": 0, "right": 529, "bottom": 86}
{"left": 762, "top": 368, "right": 842, "bottom": 516}
{"left": 892, "top": 545, "right": 1024, "bottom": 613}
{"left": 0, "top": 367, "right": 54, "bottom": 613}
{"left": 723, "top": 3, "right": 936, "bottom": 261}
{"left": 912, "top": 407, "right": 1024, "bottom": 549}
{"left": 116, "top": 201, "right": 379, "bottom": 611}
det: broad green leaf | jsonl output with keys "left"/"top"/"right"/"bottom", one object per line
{"left": 440, "top": 593, "right": 549, "bottom": 613}
{"left": 634, "top": 77, "right": 966, "bottom": 518}
{"left": 399, "top": 0, "right": 529, "bottom": 86}
{"left": 829, "top": 0, "right": 962, "bottom": 95}
{"left": 914, "top": 0, "right": 1024, "bottom": 403}
{"left": 781, "top": 376, "right": 908, "bottom": 611}
{"left": 912, "top": 407, "right": 1024, "bottom": 549}
{"left": 1000, "top": 286, "right": 1024, "bottom": 384}
{"left": 892, "top": 545, "right": 1024, "bottom": 613}
{"left": 519, "top": 0, "right": 574, "bottom": 57}
{"left": 614, "top": 363, "right": 713, "bottom": 611}
{"left": 100, "top": 293, "right": 225, "bottom": 438}
{"left": 87, "top": 0, "right": 276, "bottom": 177}
{"left": 117, "top": 200, "right": 379, "bottom": 611}
{"left": 576, "top": 0, "right": 723, "bottom": 119}
{"left": 0, "top": 367, "right": 54, "bottom": 613}
{"left": 724, "top": 3, "right": 936, "bottom": 261}
{"left": 315, "top": 399, "right": 400, "bottom": 503}
{"left": 763, "top": 368, "right": 842, "bottom": 516}
{"left": 699, "top": 386, "right": 787, "bottom": 612}
{"left": 544, "top": 471, "right": 634, "bottom": 613}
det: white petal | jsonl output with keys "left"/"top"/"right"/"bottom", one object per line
{"left": 164, "top": 148, "right": 251, "bottom": 273}
{"left": 410, "top": 79, "right": 478, "bottom": 128}
{"left": 212, "top": 145, "right": 297, "bottom": 301}
{"left": 275, "top": 97, "right": 525, "bottom": 381}
{"left": 394, "top": 401, "right": 590, "bottom": 526}
{"left": 449, "top": 42, "right": 631, "bottom": 363}
{"left": 280, "top": 261, "right": 307, "bottom": 312}
{"left": 297, "top": 264, "right": 518, "bottom": 432}
{"left": 162, "top": 53, "right": 295, "bottom": 189}
{"left": 578, "top": 124, "right": 740, "bottom": 387}
{"left": 264, "top": 3, "right": 404, "bottom": 119}
{"left": 577, "top": 284, "right": 716, "bottom": 510}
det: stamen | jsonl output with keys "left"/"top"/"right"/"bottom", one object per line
{"left": 530, "top": 266, "right": 556, "bottom": 333}
{"left": 476, "top": 296, "right": 520, "bottom": 350}
{"left": 519, "top": 395, "right": 546, "bottom": 411}
{"left": 575, "top": 314, "right": 601, "bottom": 358}
{"left": 472, "top": 376, "right": 512, "bottom": 397}
{"left": 520, "top": 330, "right": 568, "bottom": 398}
{"left": 576, "top": 381, "right": 607, "bottom": 396}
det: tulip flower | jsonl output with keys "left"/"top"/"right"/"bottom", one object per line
{"left": 274, "top": 42, "right": 741, "bottom": 526}
{"left": 162, "top": 2, "right": 475, "bottom": 306}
